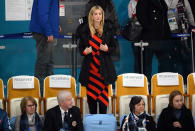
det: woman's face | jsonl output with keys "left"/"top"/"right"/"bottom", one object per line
{"left": 25, "top": 100, "right": 36, "bottom": 115}
{"left": 173, "top": 95, "right": 183, "bottom": 109}
{"left": 92, "top": 9, "right": 102, "bottom": 23}
{"left": 134, "top": 99, "right": 145, "bottom": 115}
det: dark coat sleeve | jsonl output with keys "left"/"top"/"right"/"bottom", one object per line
{"left": 69, "top": 106, "right": 84, "bottom": 131}
{"left": 188, "top": 0, "right": 195, "bottom": 18}
{"left": 157, "top": 108, "right": 171, "bottom": 131}
{"left": 43, "top": 107, "right": 62, "bottom": 131}
{"left": 101, "top": 22, "right": 116, "bottom": 55}
{"left": 100, "top": 22, "right": 117, "bottom": 85}
{"left": 146, "top": 115, "right": 156, "bottom": 131}
{"left": 180, "top": 109, "right": 194, "bottom": 131}
{"left": 136, "top": 0, "right": 154, "bottom": 31}
{"left": 44, "top": 109, "right": 56, "bottom": 131}
{"left": 77, "top": 23, "right": 90, "bottom": 56}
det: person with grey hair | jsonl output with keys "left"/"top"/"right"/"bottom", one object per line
{"left": 44, "top": 91, "right": 84, "bottom": 131}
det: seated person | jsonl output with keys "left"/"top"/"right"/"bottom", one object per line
{"left": 44, "top": 91, "right": 84, "bottom": 131}
{"left": 120, "top": 96, "right": 156, "bottom": 131}
{"left": 14, "top": 96, "right": 42, "bottom": 131}
{"left": 0, "top": 108, "right": 12, "bottom": 131}
{"left": 157, "top": 90, "right": 194, "bottom": 131}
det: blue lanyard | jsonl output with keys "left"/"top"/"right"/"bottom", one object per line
{"left": 177, "top": 110, "right": 182, "bottom": 119}
{"left": 28, "top": 127, "right": 37, "bottom": 131}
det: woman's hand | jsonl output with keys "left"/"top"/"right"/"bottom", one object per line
{"left": 84, "top": 46, "right": 92, "bottom": 54}
{"left": 100, "top": 44, "right": 108, "bottom": 52}
{"left": 173, "top": 121, "right": 182, "bottom": 128}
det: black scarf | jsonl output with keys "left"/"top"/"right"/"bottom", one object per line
{"left": 20, "top": 112, "right": 42, "bottom": 131}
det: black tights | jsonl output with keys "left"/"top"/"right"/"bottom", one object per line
{"left": 87, "top": 96, "right": 107, "bottom": 114}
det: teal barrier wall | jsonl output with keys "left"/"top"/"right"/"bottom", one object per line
{"left": 0, "top": 0, "right": 36, "bottom": 91}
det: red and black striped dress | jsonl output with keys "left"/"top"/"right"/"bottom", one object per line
{"left": 86, "top": 34, "right": 109, "bottom": 108}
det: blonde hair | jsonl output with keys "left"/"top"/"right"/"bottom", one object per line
{"left": 88, "top": 5, "right": 104, "bottom": 37}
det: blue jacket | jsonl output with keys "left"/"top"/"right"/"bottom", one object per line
{"left": 29, "top": 0, "right": 59, "bottom": 37}
{"left": 0, "top": 109, "right": 11, "bottom": 131}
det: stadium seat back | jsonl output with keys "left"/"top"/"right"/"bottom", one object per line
{"left": 43, "top": 75, "right": 77, "bottom": 113}
{"left": 7, "top": 76, "right": 41, "bottom": 117}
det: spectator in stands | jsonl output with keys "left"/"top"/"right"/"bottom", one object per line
{"left": 78, "top": 5, "right": 117, "bottom": 114}
{"left": 44, "top": 91, "right": 84, "bottom": 131}
{"left": 164, "top": 0, "right": 195, "bottom": 85}
{"left": 29, "top": 0, "right": 60, "bottom": 96}
{"left": 136, "top": 0, "right": 173, "bottom": 88}
{"left": 157, "top": 90, "right": 194, "bottom": 131}
{"left": 14, "top": 96, "right": 42, "bottom": 131}
{"left": 120, "top": 96, "right": 156, "bottom": 131}
{"left": 0, "top": 108, "right": 12, "bottom": 131}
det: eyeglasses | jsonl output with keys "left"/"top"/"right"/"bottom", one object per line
{"left": 26, "top": 104, "right": 35, "bottom": 107}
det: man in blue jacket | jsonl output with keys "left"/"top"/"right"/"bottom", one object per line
{"left": 29, "top": 0, "right": 60, "bottom": 95}
{"left": 0, "top": 108, "right": 11, "bottom": 131}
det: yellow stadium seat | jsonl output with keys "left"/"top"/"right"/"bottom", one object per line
{"left": 43, "top": 75, "right": 77, "bottom": 114}
{"left": 187, "top": 73, "right": 195, "bottom": 116}
{"left": 115, "top": 73, "right": 149, "bottom": 118}
{"left": 79, "top": 84, "right": 113, "bottom": 117}
{"left": 7, "top": 75, "right": 41, "bottom": 117}
{"left": 0, "top": 79, "right": 5, "bottom": 109}
{"left": 151, "top": 72, "right": 184, "bottom": 120}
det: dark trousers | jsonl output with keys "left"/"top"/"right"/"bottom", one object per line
{"left": 133, "top": 40, "right": 174, "bottom": 92}
{"left": 87, "top": 96, "right": 107, "bottom": 114}
{"left": 170, "top": 38, "right": 193, "bottom": 84}
{"left": 144, "top": 40, "right": 174, "bottom": 79}
{"left": 32, "top": 32, "right": 56, "bottom": 95}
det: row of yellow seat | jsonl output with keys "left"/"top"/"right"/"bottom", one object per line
{"left": 115, "top": 73, "right": 195, "bottom": 120}
{"left": 0, "top": 75, "right": 79, "bottom": 117}
{"left": 0, "top": 73, "right": 195, "bottom": 120}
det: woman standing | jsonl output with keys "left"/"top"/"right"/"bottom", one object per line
{"left": 14, "top": 96, "right": 42, "bottom": 131}
{"left": 78, "top": 5, "right": 117, "bottom": 114}
{"left": 157, "top": 90, "right": 194, "bottom": 131}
